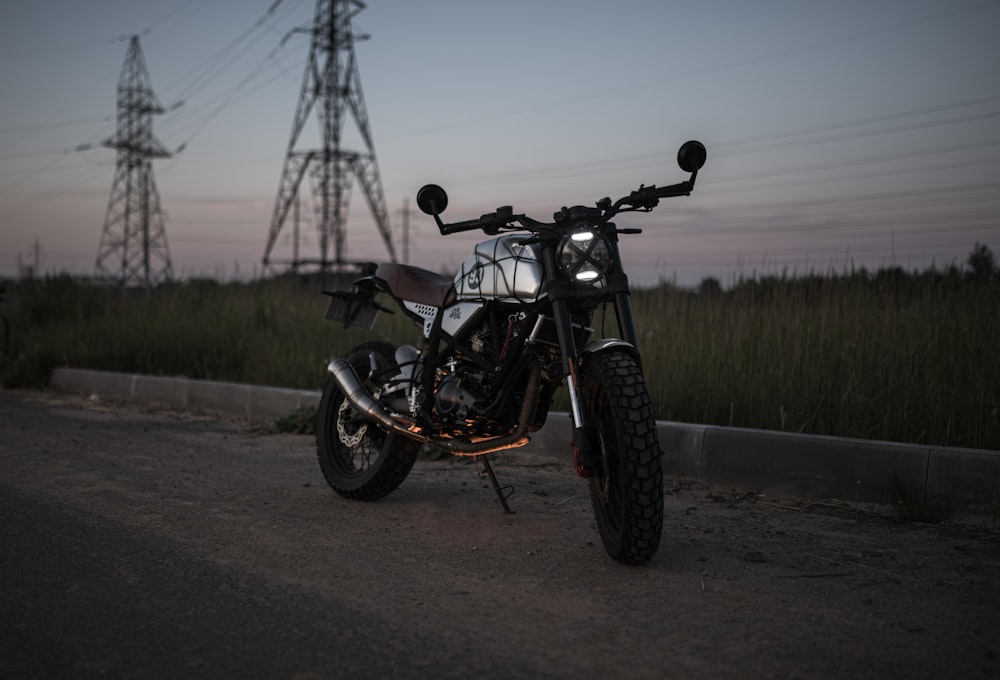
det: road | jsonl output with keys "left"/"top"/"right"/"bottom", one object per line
{"left": 1, "top": 389, "right": 998, "bottom": 679}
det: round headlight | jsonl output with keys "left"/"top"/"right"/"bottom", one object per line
{"left": 557, "top": 230, "right": 611, "bottom": 284}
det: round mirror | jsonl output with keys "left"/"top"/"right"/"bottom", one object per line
{"left": 416, "top": 184, "right": 448, "bottom": 216}
{"left": 677, "top": 140, "right": 707, "bottom": 173}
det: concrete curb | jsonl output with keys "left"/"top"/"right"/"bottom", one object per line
{"left": 50, "top": 367, "right": 999, "bottom": 521}
{"left": 50, "top": 368, "right": 319, "bottom": 421}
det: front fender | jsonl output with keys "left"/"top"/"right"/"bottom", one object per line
{"left": 579, "top": 338, "right": 638, "bottom": 362}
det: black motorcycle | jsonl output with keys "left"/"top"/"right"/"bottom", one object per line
{"left": 318, "top": 140, "right": 706, "bottom": 564}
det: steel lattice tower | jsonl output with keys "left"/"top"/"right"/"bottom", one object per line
{"left": 263, "top": 0, "right": 396, "bottom": 274}
{"left": 95, "top": 35, "right": 173, "bottom": 286}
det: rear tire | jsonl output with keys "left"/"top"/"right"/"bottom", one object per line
{"left": 581, "top": 349, "right": 664, "bottom": 564}
{"left": 316, "top": 342, "right": 420, "bottom": 500}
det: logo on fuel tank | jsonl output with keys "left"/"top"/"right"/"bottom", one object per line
{"left": 466, "top": 262, "right": 484, "bottom": 290}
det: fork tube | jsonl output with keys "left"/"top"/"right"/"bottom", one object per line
{"left": 543, "top": 245, "right": 587, "bottom": 431}
{"left": 614, "top": 290, "right": 639, "bottom": 349}
{"left": 552, "top": 297, "right": 586, "bottom": 430}
{"left": 605, "top": 236, "right": 640, "bottom": 350}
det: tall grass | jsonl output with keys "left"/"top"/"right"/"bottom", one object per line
{"left": 0, "top": 275, "right": 413, "bottom": 391}
{"left": 1, "top": 268, "right": 997, "bottom": 450}
{"left": 634, "top": 270, "right": 999, "bottom": 450}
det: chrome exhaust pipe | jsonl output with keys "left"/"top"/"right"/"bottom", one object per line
{"left": 326, "top": 358, "right": 399, "bottom": 432}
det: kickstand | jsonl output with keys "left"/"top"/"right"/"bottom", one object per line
{"left": 478, "top": 455, "right": 515, "bottom": 514}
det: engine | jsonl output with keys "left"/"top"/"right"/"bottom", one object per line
{"left": 434, "top": 370, "right": 487, "bottom": 421}
{"left": 383, "top": 338, "right": 493, "bottom": 426}
{"left": 380, "top": 310, "right": 546, "bottom": 434}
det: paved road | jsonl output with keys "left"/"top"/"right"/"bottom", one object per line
{"left": 1, "top": 389, "right": 998, "bottom": 679}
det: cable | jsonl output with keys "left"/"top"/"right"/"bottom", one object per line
{"left": 447, "top": 97, "right": 1000, "bottom": 192}
{"left": 713, "top": 110, "right": 1000, "bottom": 159}
{"left": 717, "top": 96, "right": 1000, "bottom": 151}
{"left": 159, "top": 0, "right": 300, "bottom": 111}
{"left": 389, "top": 2, "right": 1000, "bottom": 141}
{"left": 159, "top": 52, "right": 307, "bottom": 175}
{"left": 707, "top": 140, "right": 1000, "bottom": 186}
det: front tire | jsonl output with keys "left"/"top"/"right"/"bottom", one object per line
{"left": 316, "top": 342, "right": 420, "bottom": 501}
{"left": 581, "top": 349, "right": 664, "bottom": 564}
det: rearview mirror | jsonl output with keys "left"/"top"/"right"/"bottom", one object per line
{"left": 416, "top": 184, "right": 448, "bottom": 216}
{"left": 677, "top": 140, "right": 707, "bottom": 173}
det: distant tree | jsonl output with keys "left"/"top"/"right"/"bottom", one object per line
{"left": 967, "top": 242, "right": 997, "bottom": 283}
{"left": 698, "top": 276, "right": 722, "bottom": 297}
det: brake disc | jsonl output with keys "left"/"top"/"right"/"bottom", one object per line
{"left": 336, "top": 399, "right": 368, "bottom": 448}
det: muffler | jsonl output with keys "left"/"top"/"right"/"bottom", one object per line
{"left": 326, "top": 358, "right": 400, "bottom": 432}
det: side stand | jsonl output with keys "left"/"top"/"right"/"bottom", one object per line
{"left": 478, "top": 455, "right": 515, "bottom": 514}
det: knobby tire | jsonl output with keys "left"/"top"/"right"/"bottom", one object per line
{"left": 582, "top": 349, "right": 664, "bottom": 565}
{"left": 316, "top": 342, "right": 420, "bottom": 501}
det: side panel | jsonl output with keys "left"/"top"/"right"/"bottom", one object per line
{"left": 439, "top": 301, "right": 485, "bottom": 337}
{"left": 403, "top": 300, "right": 438, "bottom": 338}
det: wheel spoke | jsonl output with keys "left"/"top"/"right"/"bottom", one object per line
{"left": 316, "top": 342, "right": 421, "bottom": 501}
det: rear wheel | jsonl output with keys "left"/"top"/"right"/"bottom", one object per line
{"left": 316, "top": 342, "right": 420, "bottom": 500}
{"left": 581, "top": 349, "right": 663, "bottom": 564}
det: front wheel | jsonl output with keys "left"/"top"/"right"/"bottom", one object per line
{"left": 581, "top": 349, "right": 664, "bottom": 564}
{"left": 316, "top": 342, "right": 421, "bottom": 501}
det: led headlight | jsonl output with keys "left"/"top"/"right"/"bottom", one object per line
{"left": 557, "top": 229, "right": 611, "bottom": 284}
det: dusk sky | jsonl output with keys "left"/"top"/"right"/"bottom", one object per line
{"left": 1, "top": 0, "right": 998, "bottom": 287}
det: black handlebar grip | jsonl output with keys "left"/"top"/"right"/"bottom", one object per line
{"left": 653, "top": 181, "right": 692, "bottom": 199}
{"left": 438, "top": 218, "right": 482, "bottom": 235}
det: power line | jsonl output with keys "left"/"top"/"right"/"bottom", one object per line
{"left": 451, "top": 98, "right": 1000, "bottom": 192}
{"left": 0, "top": 115, "right": 111, "bottom": 137}
{"left": 713, "top": 110, "right": 1000, "bottom": 159}
{"left": 707, "top": 140, "right": 1000, "bottom": 186}
{"left": 389, "top": 2, "right": 1000, "bottom": 141}
{"left": 715, "top": 95, "right": 1000, "bottom": 151}
{"left": 158, "top": 0, "right": 299, "bottom": 110}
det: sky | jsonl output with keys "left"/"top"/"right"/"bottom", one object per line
{"left": 1, "top": 0, "right": 998, "bottom": 287}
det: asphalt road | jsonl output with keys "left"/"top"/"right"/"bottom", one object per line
{"left": 1, "top": 389, "right": 998, "bottom": 679}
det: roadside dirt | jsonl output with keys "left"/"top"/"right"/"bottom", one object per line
{"left": 2, "top": 389, "right": 998, "bottom": 678}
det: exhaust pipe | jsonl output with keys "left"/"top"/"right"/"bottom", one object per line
{"left": 327, "top": 357, "right": 541, "bottom": 455}
{"left": 326, "top": 359, "right": 400, "bottom": 432}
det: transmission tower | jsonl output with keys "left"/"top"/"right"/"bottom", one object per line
{"left": 262, "top": 0, "right": 396, "bottom": 274}
{"left": 95, "top": 35, "right": 173, "bottom": 287}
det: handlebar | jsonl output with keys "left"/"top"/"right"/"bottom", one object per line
{"left": 618, "top": 179, "right": 695, "bottom": 209}
{"left": 437, "top": 217, "right": 485, "bottom": 235}
{"left": 425, "top": 140, "right": 705, "bottom": 235}
{"left": 434, "top": 179, "right": 695, "bottom": 235}
{"left": 437, "top": 205, "right": 518, "bottom": 235}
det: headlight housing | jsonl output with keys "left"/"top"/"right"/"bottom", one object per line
{"left": 557, "top": 229, "right": 611, "bottom": 285}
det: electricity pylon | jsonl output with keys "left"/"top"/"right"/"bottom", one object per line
{"left": 95, "top": 35, "right": 173, "bottom": 287}
{"left": 262, "top": 0, "right": 396, "bottom": 274}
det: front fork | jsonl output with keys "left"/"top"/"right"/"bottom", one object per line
{"left": 544, "top": 242, "right": 640, "bottom": 475}
{"left": 549, "top": 295, "right": 592, "bottom": 474}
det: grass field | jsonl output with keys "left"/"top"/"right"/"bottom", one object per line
{"left": 1, "top": 261, "right": 997, "bottom": 451}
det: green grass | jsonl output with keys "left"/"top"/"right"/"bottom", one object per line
{"left": 1, "top": 267, "right": 997, "bottom": 451}
{"left": 632, "top": 270, "right": 999, "bottom": 450}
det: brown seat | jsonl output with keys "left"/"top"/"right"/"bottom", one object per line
{"left": 376, "top": 263, "right": 456, "bottom": 307}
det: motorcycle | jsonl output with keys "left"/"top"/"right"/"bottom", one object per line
{"left": 317, "top": 140, "right": 706, "bottom": 564}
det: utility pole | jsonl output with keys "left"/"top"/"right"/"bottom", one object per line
{"left": 95, "top": 35, "right": 173, "bottom": 287}
{"left": 262, "top": 0, "right": 396, "bottom": 274}
{"left": 398, "top": 197, "right": 418, "bottom": 264}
